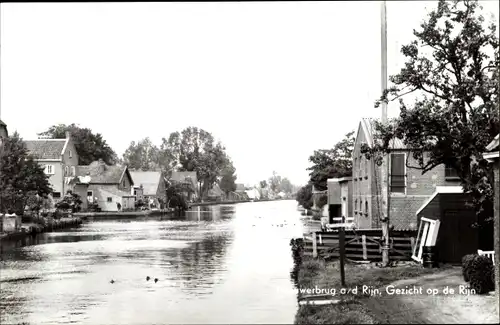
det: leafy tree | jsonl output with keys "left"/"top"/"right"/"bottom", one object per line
{"left": 38, "top": 123, "right": 118, "bottom": 165}
{"left": 55, "top": 190, "right": 83, "bottom": 213}
{"left": 166, "top": 182, "right": 191, "bottom": 211}
{"left": 361, "top": 0, "right": 499, "bottom": 224}
{"left": 279, "top": 177, "right": 294, "bottom": 194}
{"left": 296, "top": 184, "right": 313, "bottom": 210}
{"left": 123, "top": 137, "right": 160, "bottom": 171}
{"left": 260, "top": 180, "right": 267, "bottom": 189}
{"left": 159, "top": 127, "right": 231, "bottom": 199}
{"left": 0, "top": 132, "right": 52, "bottom": 214}
{"left": 219, "top": 160, "right": 237, "bottom": 197}
{"left": 269, "top": 171, "right": 282, "bottom": 193}
{"left": 307, "top": 131, "right": 355, "bottom": 191}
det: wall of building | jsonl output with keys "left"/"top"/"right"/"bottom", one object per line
{"left": 340, "top": 181, "right": 353, "bottom": 221}
{"left": 38, "top": 161, "right": 64, "bottom": 196}
{"left": 88, "top": 185, "right": 121, "bottom": 212}
{"left": 493, "top": 162, "right": 499, "bottom": 318}
{"left": 118, "top": 171, "right": 133, "bottom": 193}
{"left": 70, "top": 184, "right": 89, "bottom": 211}
{"left": 61, "top": 139, "right": 79, "bottom": 196}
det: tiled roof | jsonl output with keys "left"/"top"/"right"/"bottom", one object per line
{"left": 129, "top": 171, "right": 162, "bottom": 196}
{"left": 24, "top": 139, "right": 67, "bottom": 160}
{"left": 98, "top": 187, "right": 135, "bottom": 198}
{"left": 76, "top": 161, "right": 130, "bottom": 185}
{"left": 361, "top": 118, "right": 406, "bottom": 149}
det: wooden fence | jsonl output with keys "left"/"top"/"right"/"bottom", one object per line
{"left": 303, "top": 229, "right": 417, "bottom": 261}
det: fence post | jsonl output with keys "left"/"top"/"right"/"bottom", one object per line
{"left": 312, "top": 232, "right": 318, "bottom": 258}
{"left": 362, "top": 235, "right": 367, "bottom": 260}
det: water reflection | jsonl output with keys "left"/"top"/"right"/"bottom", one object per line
{"left": 0, "top": 200, "right": 303, "bottom": 324}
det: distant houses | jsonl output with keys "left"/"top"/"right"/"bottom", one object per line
{"left": 170, "top": 171, "right": 198, "bottom": 202}
{"left": 129, "top": 171, "right": 167, "bottom": 209}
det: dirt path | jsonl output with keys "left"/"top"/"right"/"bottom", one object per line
{"left": 362, "top": 267, "right": 498, "bottom": 324}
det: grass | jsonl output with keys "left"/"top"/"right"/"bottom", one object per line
{"left": 295, "top": 257, "right": 452, "bottom": 324}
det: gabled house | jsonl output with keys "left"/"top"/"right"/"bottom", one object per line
{"left": 129, "top": 171, "right": 167, "bottom": 208}
{"left": 76, "top": 159, "right": 135, "bottom": 211}
{"left": 351, "top": 118, "right": 461, "bottom": 230}
{"left": 0, "top": 119, "right": 8, "bottom": 142}
{"left": 207, "top": 183, "right": 224, "bottom": 202}
{"left": 24, "top": 131, "right": 79, "bottom": 201}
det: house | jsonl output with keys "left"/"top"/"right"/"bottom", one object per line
{"left": 207, "top": 183, "right": 224, "bottom": 201}
{"left": 76, "top": 159, "right": 135, "bottom": 211}
{"left": 327, "top": 177, "right": 353, "bottom": 224}
{"left": 129, "top": 171, "right": 166, "bottom": 208}
{"left": 170, "top": 171, "right": 198, "bottom": 201}
{"left": 24, "top": 131, "right": 79, "bottom": 201}
{"left": 0, "top": 119, "right": 8, "bottom": 145}
{"left": 352, "top": 118, "right": 461, "bottom": 230}
{"left": 483, "top": 133, "right": 499, "bottom": 317}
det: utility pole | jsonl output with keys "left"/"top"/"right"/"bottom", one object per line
{"left": 380, "top": 0, "right": 391, "bottom": 267}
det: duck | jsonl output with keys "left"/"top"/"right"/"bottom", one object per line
{"left": 110, "top": 279, "right": 115, "bottom": 284}
{"left": 146, "top": 276, "right": 151, "bottom": 281}
{"left": 154, "top": 278, "right": 159, "bottom": 283}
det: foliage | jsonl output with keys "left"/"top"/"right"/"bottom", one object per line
{"left": 268, "top": 171, "right": 282, "bottom": 193}
{"left": 159, "top": 127, "right": 231, "bottom": 199}
{"left": 38, "top": 123, "right": 118, "bottom": 165}
{"left": 316, "top": 194, "right": 328, "bottom": 210}
{"left": 219, "top": 160, "right": 237, "bottom": 196}
{"left": 290, "top": 238, "right": 305, "bottom": 286}
{"left": 307, "top": 131, "right": 355, "bottom": 191}
{"left": 55, "top": 190, "right": 83, "bottom": 213}
{"left": 463, "top": 254, "right": 495, "bottom": 294}
{"left": 259, "top": 180, "right": 267, "bottom": 189}
{"left": 0, "top": 133, "right": 53, "bottom": 214}
{"left": 361, "top": 0, "right": 499, "bottom": 222}
{"left": 279, "top": 177, "right": 293, "bottom": 194}
{"left": 135, "top": 199, "right": 145, "bottom": 209}
{"left": 166, "top": 182, "right": 190, "bottom": 210}
{"left": 461, "top": 253, "right": 476, "bottom": 282}
{"left": 122, "top": 137, "right": 160, "bottom": 171}
{"left": 296, "top": 184, "right": 314, "bottom": 210}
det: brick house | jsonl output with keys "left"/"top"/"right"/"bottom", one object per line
{"left": 484, "top": 134, "right": 499, "bottom": 318}
{"left": 129, "top": 171, "right": 167, "bottom": 208}
{"left": 24, "top": 131, "right": 79, "bottom": 201}
{"left": 352, "top": 118, "right": 461, "bottom": 230}
{"left": 76, "top": 159, "right": 135, "bottom": 211}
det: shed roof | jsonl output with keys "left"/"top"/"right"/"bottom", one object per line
{"left": 416, "top": 186, "right": 463, "bottom": 216}
{"left": 24, "top": 139, "right": 67, "bottom": 160}
{"left": 129, "top": 171, "right": 162, "bottom": 196}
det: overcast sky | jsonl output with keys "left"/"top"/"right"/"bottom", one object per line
{"left": 1, "top": 1, "right": 498, "bottom": 187}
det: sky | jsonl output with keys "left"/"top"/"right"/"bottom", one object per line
{"left": 1, "top": 1, "right": 498, "bottom": 187}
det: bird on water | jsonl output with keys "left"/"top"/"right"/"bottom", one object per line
{"left": 146, "top": 276, "right": 151, "bottom": 281}
{"left": 154, "top": 278, "right": 159, "bottom": 283}
{"left": 110, "top": 280, "right": 115, "bottom": 284}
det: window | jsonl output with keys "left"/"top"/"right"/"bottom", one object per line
{"left": 45, "top": 165, "right": 55, "bottom": 175}
{"left": 390, "top": 153, "right": 406, "bottom": 194}
{"left": 107, "top": 197, "right": 112, "bottom": 202}
{"left": 354, "top": 199, "right": 358, "bottom": 213}
{"left": 52, "top": 192, "right": 61, "bottom": 199}
{"left": 354, "top": 158, "right": 358, "bottom": 178}
{"left": 445, "top": 163, "right": 459, "bottom": 180}
{"left": 64, "top": 166, "right": 69, "bottom": 176}
{"left": 71, "top": 166, "right": 76, "bottom": 176}
{"left": 69, "top": 150, "right": 72, "bottom": 158}
{"left": 87, "top": 191, "right": 93, "bottom": 197}
{"left": 365, "top": 201, "right": 369, "bottom": 215}
{"left": 134, "top": 190, "right": 137, "bottom": 196}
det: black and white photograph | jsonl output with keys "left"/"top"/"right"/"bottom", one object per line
{"left": 0, "top": 0, "right": 499, "bottom": 324}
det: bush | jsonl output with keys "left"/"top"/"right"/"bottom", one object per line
{"left": 461, "top": 254, "right": 476, "bottom": 282}
{"left": 462, "top": 254, "right": 495, "bottom": 294}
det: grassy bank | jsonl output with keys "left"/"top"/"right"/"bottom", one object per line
{"left": 295, "top": 257, "right": 450, "bottom": 324}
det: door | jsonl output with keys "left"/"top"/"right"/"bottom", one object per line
{"left": 437, "top": 209, "right": 478, "bottom": 263}
{"left": 328, "top": 204, "right": 342, "bottom": 224}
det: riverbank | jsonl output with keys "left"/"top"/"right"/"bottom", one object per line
{"left": 0, "top": 216, "right": 83, "bottom": 243}
{"left": 294, "top": 256, "right": 449, "bottom": 324}
{"left": 189, "top": 199, "right": 251, "bottom": 207}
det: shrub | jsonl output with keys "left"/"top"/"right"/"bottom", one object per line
{"left": 461, "top": 254, "right": 476, "bottom": 282}
{"left": 466, "top": 255, "right": 495, "bottom": 294}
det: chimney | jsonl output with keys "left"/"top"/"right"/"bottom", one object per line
{"left": 65, "top": 131, "right": 71, "bottom": 139}
{"left": 97, "top": 158, "right": 106, "bottom": 174}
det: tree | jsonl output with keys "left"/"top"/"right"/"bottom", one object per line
{"left": 361, "top": 0, "right": 499, "bottom": 225}
{"left": 55, "top": 190, "right": 83, "bottom": 214}
{"left": 219, "top": 160, "right": 237, "bottom": 197}
{"left": 279, "top": 177, "right": 294, "bottom": 194}
{"left": 122, "top": 137, "right": 160, "bottom": 171}
{"left": 0, "top": 133, "right": 53, "bottom": 214}
{"left": 166, "top": 182, "right": 191, "bottom": 212}
{"left": 158, "top": 127, "right": 231, "bottom": 199}
{"left": 307, "top": 131, "right": 355, "bottom": 191}
{"left": 260, "top": 180, "right": 267, "bottom": 189}
{"left": 38, "top": 123, "right": 118, "bottom": 165}
{"left": 296, "top": 184, "right": 313, "bottom": 210}
{"left": 269, "top": 171, "right": 282, "bottom": 193}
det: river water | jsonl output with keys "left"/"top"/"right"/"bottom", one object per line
{"left": 0, "top": 200, "right": 306, "bottom": 324}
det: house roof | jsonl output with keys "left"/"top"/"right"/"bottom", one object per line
{"left": 129, "top": 171, "right": 162, "bottom": 196}
{"left": 415, "top": 186, "right": 463, "bottom": 216}
{"left": 208, "top": 183, "right": 224, "bottom": 197}
{"left": 24, "top": 139, "right": 67, "bottom": 160}
{"left": 0, "top": 119, "right": 6, "bottom": 127}
{"left": 98, "top": 187, "right": 135, "bottom": 198}
{"left": 357, "top": 118, "right": 406, "bottom": 149}
{"left": 235, "top": 183, "right": 245, "bottom": 192}
{"left": 76, "top": 160, "right": 132, "bottom": 185}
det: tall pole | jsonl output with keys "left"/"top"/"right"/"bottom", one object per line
{"left": 380, "top": 0, "right": 390, "bottom": 267}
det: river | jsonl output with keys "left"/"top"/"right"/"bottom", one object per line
{"left": 0, "top": 200, "right": 307, "bottom": 324}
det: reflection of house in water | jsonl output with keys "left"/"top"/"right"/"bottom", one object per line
{"left": 185, "top": 205, "right": 236, "bottom": 222}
